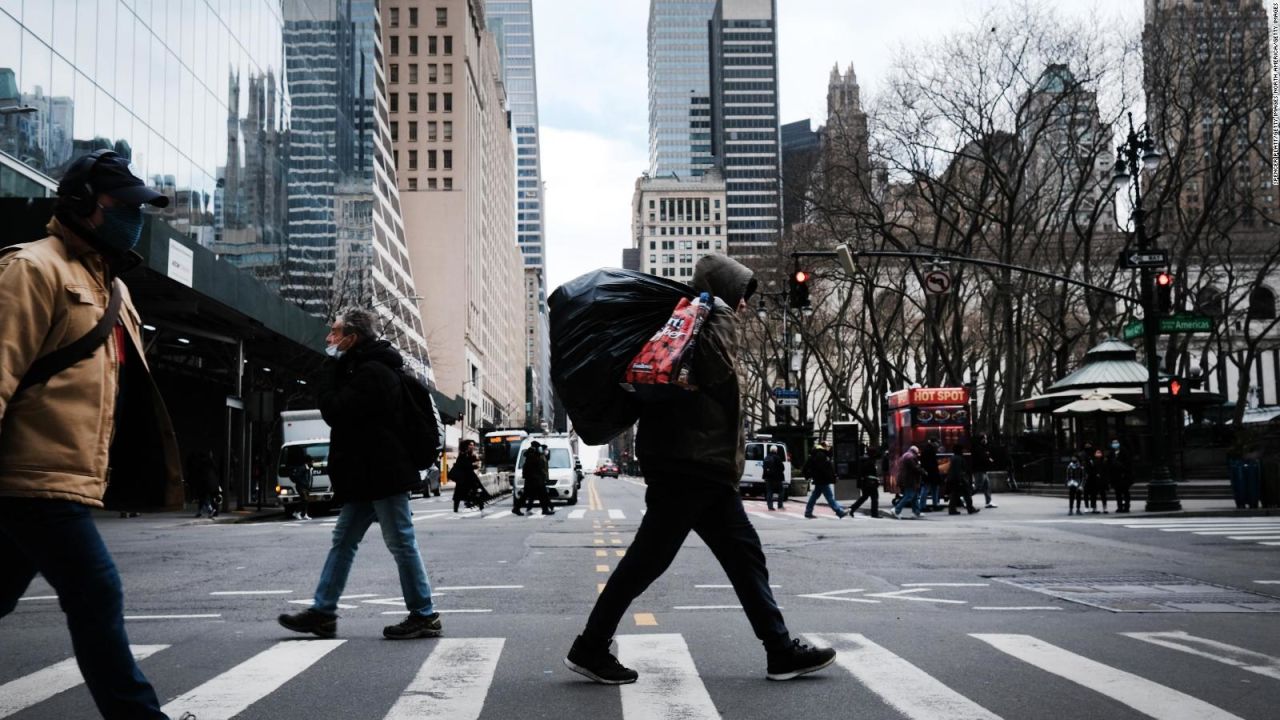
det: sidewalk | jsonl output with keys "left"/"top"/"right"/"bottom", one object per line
{"left": 846, "top": 491, "right": 1280, "bottom": 520}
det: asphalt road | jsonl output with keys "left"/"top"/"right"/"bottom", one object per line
{"left": 3, "top": 478, "right": 1279, "bottom": 719}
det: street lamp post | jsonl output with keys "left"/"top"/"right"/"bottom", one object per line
{"left": 1113, "top": 111, "right": 1181, "bottom": 511}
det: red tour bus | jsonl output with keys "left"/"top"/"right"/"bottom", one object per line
{"left": 884, "top": 386, "right": 971, "bottom": 494}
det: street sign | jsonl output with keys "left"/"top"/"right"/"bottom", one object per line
{"left": 777, "top": 398, "right": 800, "bottom": 407}
{"left": 1117, "top": 249, "right": 1168, "bottom": 269}
{"left": 773, "top": 388, "right": 800, "bottom": 399}
{"left": 923, "top": 270, "right": 952, "bottom": 294}
{"left": 1122, "top": 314, "right": 1214, "bottom": 340}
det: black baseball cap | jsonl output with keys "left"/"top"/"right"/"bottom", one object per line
{"left": 60, "top": 151, "right": 170, "bottom": 208}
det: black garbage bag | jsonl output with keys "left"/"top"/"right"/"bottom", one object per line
{"left": 549, "top": 268, "right": 694, "bottom": 444}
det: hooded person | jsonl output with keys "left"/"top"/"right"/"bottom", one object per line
{"left": 564, "top": 254, "right": 836, "bottom": 686}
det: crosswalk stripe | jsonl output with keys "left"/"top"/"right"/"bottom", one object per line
{"left": 159, "top": 640, "right": 344, "bottom": 719}
{"left": 617, "top": 634, "right": 719, "bottom": 720}
{"left": 806, "top": 633, "right": 1000, "bottom": 719}
{"left": 1226, "top": 535, "right": 1280, "bottom": 541}
{"left": 608, "top": 509, "right": 626, "bottom": 520}
{"left": 1124, "top": 631, "right": 1280, "bottom": 681}
{"left": 973, "top": 634, "right": 1244, "bottom": 720}
{"left": 0, "top": 645, "right": 168, "bottom": 718}
{"left": 568, "top": 509, "right": 587, "bottom": 519}
{"left": 383, "top": 638, "right": 503, "bottom": 720}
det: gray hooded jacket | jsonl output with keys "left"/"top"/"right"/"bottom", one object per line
{"left": 635, "top": 254, "right": 756, "bottom": 488}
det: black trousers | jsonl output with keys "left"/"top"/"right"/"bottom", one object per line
{"left": 522, "top": 486, "right": 552, "bottom": 513}
{"left": 947, "top": 478, "right": 975, "bottom": 512}
{"left": 1068, "top": 486, "right": 1084, "bottom": 512}
{"left": 849, "top": 483, "right": 879, "bottom": 516}
{"left": 583, "top": 481, "right": 790, "bottom": 652}
{"left": 1113, "top": 484, "right": 1131, "bottom": 512}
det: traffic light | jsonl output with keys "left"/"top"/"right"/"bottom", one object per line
{"left": 789, "top": 268, "right": 811, "bottom": 309}
{"left": 1154, "top": 272, "right": 1174, "bottom": 314}
{"left": 1167, "top": 376, "right": 1184, "bottom": 398}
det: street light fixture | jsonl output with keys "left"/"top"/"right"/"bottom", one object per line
{"left": 1114, "top": 110, "right": 1180, "bottom": 512}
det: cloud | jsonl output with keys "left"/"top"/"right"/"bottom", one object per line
{"left": 540, "top": 126, "right": 648, "bottom": 292}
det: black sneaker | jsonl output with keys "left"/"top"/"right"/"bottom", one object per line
{"left": 766, "top": 638, "right": 836, "bottom": 680}
{"left": 564, "top": 635, "right": 638, "bottom": 685}
{"left": 278, "top": 609, "right": 337, "bottom": 639}
{"left": 383, "top": 612, "right": 442, "bottom": 640}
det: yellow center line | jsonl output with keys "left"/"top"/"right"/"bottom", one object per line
{"left": 596, "top": 564, "right": 610, "bottom": 573}
{"left": 633, "top": 612, "right": 658, "bottom": 627}
{"left": 611, "top": 539, "right": 623, "bottom": 544}
{"left": 593, "top": 539, "right": 604, "bottom": 545}
{"left": 597, "top": 583, "right": 606, "bottom": 594}
{"left": 595, "top": 549, "right": 608, "bottom": 557}
{"left": 614, "top": 549, "right": 626, "bottom": 557}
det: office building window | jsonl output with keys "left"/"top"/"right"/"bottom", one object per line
{"left": 444, "top": 36, "right": 453, "bottom": 55}
{"left": 443, "top": 121, "right": 452, "bottom": 141}
{"left": 428, "top": 64, "right": 438, "bottom": 83}
{"left": 408, "top": 150, "right": 418, "bottom": 170}
{"left": 443, "top": 178, "right": 453, "bottom": 190}
{"left": 428, "top": 121, "right": 438, "bottom": 141}
{"left": 389, "top": 64, "right": 399, "bottom": 83}
{"left": 389, "top": 7, "right": 399, "bottom": 27}
{"left": 393, "top": 150, "right": 399, "bottom": 170}
{"left": 443, "top": 150, "right": 452, "bottom": 170}
{"left": 428, "top": 93, "right": 437, "bottom": 112}
{"left": 429, "top": 36, "right": 438, "bottom": 55}
{"left": 409, "top": 35, "right": 418, "bottom": 55}
{"left": 409, "top": 7, "right": 418, "bottom": 26}
{"left": 428, "top": 150, "right": 437, "bottom": 170}
{"left": 443, "top": 93, "right": 452, "bottom": 112}
{"left": 443, "top": 64, "right": 453, "bottom": 83}
{"left": 436, "top": 7, "right": 447, "bottom": 26}
{"left": 407, "top": 177, "right": 417, "bottom": 190}
{"left": 428, "top": 178, "right": 438, "bottom": 190}
{"left": 409, "top": 64, "right": 418, "bottom": 83}
{"left": 389, "top": 35, "right": 399, "bottom": 55}
{"left": 409, "top": 121, "right": 418, "bottom": 141}
{"left": 390, "top": 93, "right": 399, "bottom": 112}
{"left": 390, "top": 122, "right": 398, "bottom": 142}
{"left": 408, "top": 93, "right": 418, "bottom": 112}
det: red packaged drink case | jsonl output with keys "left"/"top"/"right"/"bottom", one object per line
{"left": 622, "top": 292, "right": 712, "bottom": 391}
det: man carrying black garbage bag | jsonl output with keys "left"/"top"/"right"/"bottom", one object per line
{"left": 564, "top": 254, "right": 836, "bottom": 685}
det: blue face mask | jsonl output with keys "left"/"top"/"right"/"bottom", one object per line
{"left": 95, "top": 203, "right": 145, "bottom": 253}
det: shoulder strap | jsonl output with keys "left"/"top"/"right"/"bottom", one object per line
{"left": 15, "top": 280, "right": 124, "bottom": 395}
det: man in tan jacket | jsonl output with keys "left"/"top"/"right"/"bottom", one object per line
{"left": 0, "top": 150, "right": 184, "bottom": 719}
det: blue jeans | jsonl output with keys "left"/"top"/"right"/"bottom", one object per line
{"left": 805, "top": 484, "right": 845, "bottom": 517}
{"left": 0, "top": 499, "right": 167, "bottom": 719}
{"left": 915, "top": 482, "right": 940, "bottom": 512}
{"left": 313, "top": 493, "right": 434, "bottom": 616}
{"left": 894, "top": 489, "right": 920, "bottom": 515}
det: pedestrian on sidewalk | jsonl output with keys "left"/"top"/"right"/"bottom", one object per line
{"left": 917, "top": 439, "right": 943, "bottom": 512}
{"left": 287, "top": 456, "right": 315, "bottom": 520}
{"left": 452, "top": 439, "right": 490, "bottom": 513}
{"left": 946, "top": 444, "right": 979, "bottom": 515}
{"left": 188, "top": 450, "right": 221, "bottom": 519}
{"left": 848, "top": 446, "right": 882, "bottom": 518}
{"left": 0, "top": 151, "right": 184, "bottom": 719}
{"left": 1065, "top": 456, "right": 1085, "bottom": 515}
{"left": 803, "top": 443, "right": 846, "bottom": 518}
{"left": 514, "top": 441, "right": 555, "bottom": 516}
{"left": 763, "top": 446, "right": 788, "bottom": 510}
{"left": 564, "top": 254, "right": 835, "bottom": 685}
{"left": 892, "top": 446, "right": 924, "bottom": 519}
{"left": 1085, "top": 446, "right": 1109, "bottom": 514}
{"left": 1106, "top": 439, "right": 1133, "bottom": 513}
{"left": 278, "top": 308, "right": 441, "bottom": 641}
{"left": 971, "top": 434, "right": 998, "bottom": 509}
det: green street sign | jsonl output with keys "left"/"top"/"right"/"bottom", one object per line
{"left": 1122, "top": 314, "right": 1214, "bottom": 340}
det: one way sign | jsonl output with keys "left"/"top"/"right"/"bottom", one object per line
{"left": 1118, "top": 249, "right": 1168, "bottom": 269}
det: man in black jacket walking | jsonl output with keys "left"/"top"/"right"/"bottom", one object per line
{"left": 278, "top": 308, "right": 441, "bottom": 641}
{"left": 514, "top": 441, "right": 555, "bottom": 516}
{"left": 763, "top": 447, "right": 787, "bottom": 510}
{"left": 564, "top": 255, "right": 835, "bottom": 685}
{"left": 803, "top": 443, "right": 847, "bottom": 518}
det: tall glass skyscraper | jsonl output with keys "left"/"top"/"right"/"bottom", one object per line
{"left": 484, "top": 0, "right": 552, "bottom": 427}
{"left": 710, "top": 0, "right": 782, "bottom": 255}
{"left": 648, "top": 0, "right": 717, "bottom": 180}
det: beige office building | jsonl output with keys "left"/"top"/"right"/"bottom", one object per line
{"left": 382, "top": 0, "right": 525, "bottom": 431}
{"left": 632, "top": 167, "right": 728, "bottom": 281}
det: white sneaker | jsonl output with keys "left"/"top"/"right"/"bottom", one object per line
{"left": 985, "top": 503, "right": 998, "bottom": 509}
{"left": 892, "top": 508, "right": 901, "bottom": 519}
{"left": 301, "top": 514, "right": 311, "bottom": 520}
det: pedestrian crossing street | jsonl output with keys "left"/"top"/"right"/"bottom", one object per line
{"left": 2, "top": 629, "right": 1275, "bottom": 719}
{"left": 1057, "top": 516, "right": 1280, "bottom": 548}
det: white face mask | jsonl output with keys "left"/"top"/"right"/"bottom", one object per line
{"left": 1110, "top": 442, "right": 1120, "bottom": 450}
{"left": 325, "top": 344, "right": 345, "bottom": 359}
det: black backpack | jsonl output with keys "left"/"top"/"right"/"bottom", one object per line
{"left": 398, "top": 371, "right": 445, "bottom": 471}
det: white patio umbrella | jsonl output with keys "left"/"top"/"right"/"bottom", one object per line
{"left": 1053, "top": 391, "right": 1136, "bottom": 415}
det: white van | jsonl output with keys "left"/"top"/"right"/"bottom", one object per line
{"left": 739, "top": 440, "right": 791, "bottom": 496}
{"left": 513, "top": 436, "right": 580, "bottom": 506}
{"left": 276, "top": 410, "right": 335, "bottom": 513}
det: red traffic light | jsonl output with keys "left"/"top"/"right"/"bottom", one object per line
{"left": 1169, "top": 378, "right": 1183, "bottom": 397}
{"left": 1156, "top": 272, "right": 1173, "bottom": 287}
{"left": 794, "top": 270, "right": 810, "bottom": 283}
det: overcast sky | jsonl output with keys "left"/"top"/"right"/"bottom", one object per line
{"left": 530, "top": 1, "right": 1145, "bottom": 293}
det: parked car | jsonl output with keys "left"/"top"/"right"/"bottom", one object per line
{"left": 739, "top": 440, "right": 791, "bottom": 496}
